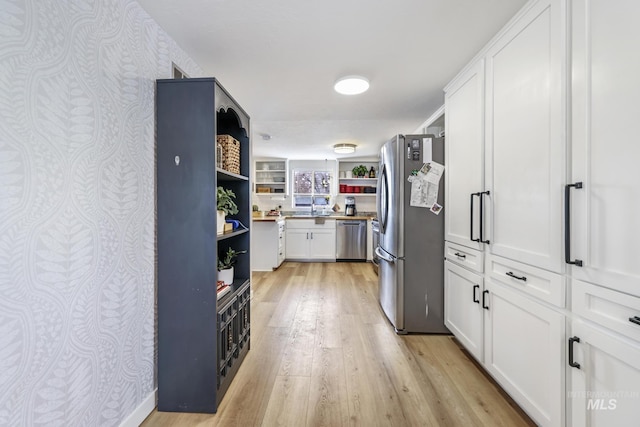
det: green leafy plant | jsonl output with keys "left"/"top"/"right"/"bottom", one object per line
{"left": 352, "top": 165, "right": 368, "bottom": 177}
{"left": 217, "top": 186, "right": 238, "bottom": 215}
{"left": 217, "top": 247, "right": 247, "bottom": 271}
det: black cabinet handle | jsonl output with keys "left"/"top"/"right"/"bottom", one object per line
{"left": 470, "top": 193, "right": 480, "bottom": 242}
{"left": 471, "top": 191, "right": 490, "bottom": 244}
{"left": 482, "top": 290, "right": 489, "bottom": 310}
{"left": 565, "top": 183, "right": 583, "bottom": 267}
{"left": 473, "top": 285, "right": 480, "bottom": 303}
{"left": 454, "top": 252, "right": 466, "bottom": 259}
{"left": 479, "top": 191, "right": 490, "bottom": 244}
{"left": 629, "top": 316, "right": 640, "bottom": 326}
{"left": 506, "top": 271, "right": 527, "bottom": 282}
{"left": 568, "top": 336, "right": 581, "bottom": 369}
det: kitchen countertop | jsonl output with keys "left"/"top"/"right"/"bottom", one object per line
{"left": 252, "top": 214, "right": 374, "bottom": 222}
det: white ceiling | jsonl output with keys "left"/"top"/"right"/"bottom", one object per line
{"left": 137, "top": 0, "right": 527, "bottom": 160}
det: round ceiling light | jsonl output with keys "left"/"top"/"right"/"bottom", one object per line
{"left": 334, "top": 76, "right": 369, "bottom": 95}
{"left": 333, "top": 143, "right": 357, "bottom": 154}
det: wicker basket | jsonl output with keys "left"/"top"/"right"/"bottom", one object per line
{"left": 216, "top": 135, "right": 240, "bottom": 174}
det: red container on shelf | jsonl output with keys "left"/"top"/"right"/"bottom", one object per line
{"left": 346, "top": 186, "right": 354, "bottom": 193}
{"left": 339, "top": 184, "right": 347, "bottom": 193}
{"left": 354, "top": 186, "right": 361, "bottom": 193}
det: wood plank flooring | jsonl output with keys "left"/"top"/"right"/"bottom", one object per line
{"left": 142, "top": 262, "right": 535, "bottom": 427}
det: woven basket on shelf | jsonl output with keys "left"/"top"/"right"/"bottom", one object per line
{"left": 216, "top": 135, "right": 240, "bottom": 174}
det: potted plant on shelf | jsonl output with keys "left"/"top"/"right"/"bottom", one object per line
{"left": 217, "top": 247, "right": 247, "bottom": 285}
{"left": 352, "top": 165, "right": 368, "bottom": 178}
{"left": 217, "top": 186, "right": 239, "bottom": 234}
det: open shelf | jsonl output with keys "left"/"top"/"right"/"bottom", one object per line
{"left": 217, "top": 228, "right": 249, "bottom": 241}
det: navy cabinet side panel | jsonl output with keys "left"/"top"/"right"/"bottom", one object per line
{"left": 157, "top": 80, "right": 218, "bottom": 412}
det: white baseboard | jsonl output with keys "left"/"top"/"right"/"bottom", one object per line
{"left": 120, "top": 389, "right": 157, "bottom": 427}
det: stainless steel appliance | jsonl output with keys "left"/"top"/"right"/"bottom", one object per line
{"left": 336, "top": 220, "right": 366, "bottom": 261}
{"left": 371, "top": 219, "right": 380, "bottom": 274}
{"left": 376, "top": 134, "right": 448, "bottom": 333}
{"left": 345, "top": 196, "right": 356, "bottom": 216}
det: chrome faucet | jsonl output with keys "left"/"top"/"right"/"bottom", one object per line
{"left": 311, "top": 203, "right": 316, "bottom": 214}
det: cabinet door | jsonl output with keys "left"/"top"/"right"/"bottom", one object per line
{"left": 285, "top": 229, "right": 309, "bottom": 259}
{"left": 308, "top": 230, "right": 336, "bottom": 260}
{"left": 484, "top": 0, "right": 565, "bottom": 273}
{"left": 570, "top": 0, "right": 640, "bottom": 297}
{"left": 444, "top": 59, "right": 485, "bottom": 251}
{"left": 568, "top": 320, "right": 640, "bottom": 426}
{"left": 484, "top": 280, "right": 565, "bottom": 427}
{"left": 444, "top": 261, "right": 484, "bottom": 361}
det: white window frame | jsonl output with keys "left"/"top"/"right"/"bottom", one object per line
{"left": 291, "top": 169, "right": 332, "bottom": 210}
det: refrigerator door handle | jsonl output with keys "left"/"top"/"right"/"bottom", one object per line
{"left": 378, "top": 163, "right": 389, "bottom": 234}
{"left": 375, "top": 247, "right": 395, "bottom": 263}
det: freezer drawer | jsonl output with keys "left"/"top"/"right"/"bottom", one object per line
{"left": 336, "top": 220, "right": 366, "bottom": 261}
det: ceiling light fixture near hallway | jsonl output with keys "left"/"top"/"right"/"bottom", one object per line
{"left": 334, "top": 76, "right": 369, "bottom": 95}
{"left": 333, "top": 143, "right": 357, "bottom": 154}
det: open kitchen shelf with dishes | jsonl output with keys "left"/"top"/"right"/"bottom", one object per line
{"left": 157, "top": 77, "right": 251, "bottom": 414}
{"left": 254, "top": 159, "right": 287, "bottom": 195}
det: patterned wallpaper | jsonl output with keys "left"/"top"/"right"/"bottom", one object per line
{"left": 0, "top": 1, "right": 202, "bottom": 425}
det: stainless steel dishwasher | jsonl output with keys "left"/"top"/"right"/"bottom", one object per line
{"left": 336, "top": 220, "right": 367, "bottom": 261}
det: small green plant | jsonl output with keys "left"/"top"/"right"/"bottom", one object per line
{"left": 352, "top": 165, "right": 368, "bottom": 177}
{"left": 218, "top": 247, "right": 247, "bottom": 271}
{"left": 217, "top": 186, "right": 238, "bottom": 215}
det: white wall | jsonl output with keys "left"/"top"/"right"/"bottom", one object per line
{"left": 0, "top": 1, "right": 202, "bottom": 425}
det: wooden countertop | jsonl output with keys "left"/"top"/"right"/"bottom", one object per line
{"left": 252, "top": 214, "right": 374, "bottom": 222}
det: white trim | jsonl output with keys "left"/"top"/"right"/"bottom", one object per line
{"left": 413, "top": 104, "right": 445, "bottom": 133}
{"left": 119, "top": 389, "right": 157, "bottom": 427}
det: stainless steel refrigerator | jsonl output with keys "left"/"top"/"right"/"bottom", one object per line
{"left": 375, "top": 134, "right": 449, "bottom": 334}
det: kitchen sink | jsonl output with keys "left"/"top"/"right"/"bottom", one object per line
{"left": 290, "top": 212, "right": 333, "bottom": 217}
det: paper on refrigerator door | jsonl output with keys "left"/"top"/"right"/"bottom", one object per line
{"left": 408, "top": 161, "right": 445, "bottom": 208}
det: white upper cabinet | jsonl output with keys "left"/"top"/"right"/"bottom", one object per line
{"left": 484, "top": 0, "right": 566, "bottom": 273}
{"left": 570, "top": 0, "right": 640, "bottom": 297}
{"left": 444, "top": 59, "right": 486, "bottom": 251}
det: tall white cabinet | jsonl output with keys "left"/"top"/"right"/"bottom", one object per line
{"left": 444, "top": 0, "right": 566, "bottom": 425}
{"left": 484, "top": 0, "right": 565, "bottom": 274}
{"left": 445, "top": 0, "right": 640, "bottom": 426}
{"left": 567, "top": 0, "right": 640, "bottom": 424}
{"left": 444, "top": 59, "right": 485, "bottom": 251}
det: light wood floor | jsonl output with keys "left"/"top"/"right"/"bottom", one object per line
{"left": 142, "top": 262, "right": 535, "bottom": 427}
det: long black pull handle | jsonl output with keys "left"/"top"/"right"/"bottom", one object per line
{"left": 470, "top": 193, "right": 480, "bottom": 242}
{"left": 629, "top": 316, "right": 640, "bottom": 326}
{"left": 568, "top": 336, "right": 581, "bottom": 369}
{"left": 506, "top": 271, "right": 527, "bottom": 282}
{"left": 479, "top": 191, "right": 490, "bottom": 244}
{"left": 482, "top": 290, "right": 489, "bottom": 310}
{"left": 454, "top": 252, "right": 466, "bottom": 259}
{"left": 565, "top": 183, "right": 583, "bottom": 266}
{"left": 473, "top": 285, "right": 480, "bottom": 303}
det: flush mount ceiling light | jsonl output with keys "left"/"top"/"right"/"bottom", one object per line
{"left": 333, "top": 143, "right": 357, "bottom": 154}
{"left": 334, "top": 76, "right": 369, "bottom": 95}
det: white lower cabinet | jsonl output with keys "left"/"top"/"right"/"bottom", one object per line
{"left": 251, "top": 219, "right": 285, "bottom": 271}
{"left": 285, "top": 219, "right": 336, "bottom": 261}
{"left": 484, "top": 280, "right": 565, "bottom": 427}
{"left": 446, "top": 255, "right": 565, "bottom": 426}
{"left": 568, "top": 279, "right": 640, "bottom": 426}
{"left": 445, "top": 260, "right": 484, "bottom": 361}
{"left": 568, "top": 320, "right": 640, "bottom": 427}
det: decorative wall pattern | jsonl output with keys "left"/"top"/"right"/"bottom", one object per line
{"left": 0, "top": 1, "right": 202, "bottom": 425}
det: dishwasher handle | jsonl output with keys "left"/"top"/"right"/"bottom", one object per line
{"left": 375, "top": 247, "right": 395, "bottom": 263}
